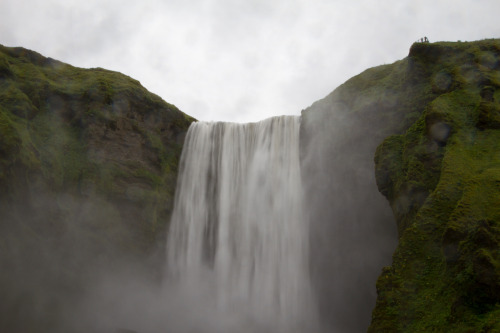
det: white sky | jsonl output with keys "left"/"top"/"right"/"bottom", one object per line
{"left": 1, "top": 0, "right": 499, "bottom": 123}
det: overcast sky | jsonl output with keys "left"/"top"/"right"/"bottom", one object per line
{"left": 1, "top": 0, "right": 499, "bottom": 123}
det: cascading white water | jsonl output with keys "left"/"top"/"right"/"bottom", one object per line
{"left": 167, "top": 115, "right": 318, "bottom": 332}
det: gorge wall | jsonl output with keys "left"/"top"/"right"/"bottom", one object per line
{"left": 0, "top": 39, "right": 499, "bottom": 332}
{"left": 301, "top": 39, "right": 500, "bottom": 332}
{"left": 0, "top": 44, "right": 194, "bottom": 332}
{"left": 300, "top": 41, "right": 434, "bottom": 331}
{"left": 370, "top": 40, "right": 500, "bottom": 332}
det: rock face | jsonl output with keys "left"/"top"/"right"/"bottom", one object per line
{"left": 300, "top": 46, "right": 424, "bottom": 333}
{"left": 301, "top": 39, "right": 500, "bottom": 332}
{"left": 0, "top": 45, "right": 194, "bottom": 332}
{"left": 1, "top": 39, "right": 499, "bottom": 333}
{"left": 370, "top": 40, "right": 500, "bottom": 332}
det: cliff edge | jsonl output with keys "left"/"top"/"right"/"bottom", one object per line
{"left": 301, "top": 38, "right": 500, "bottom": 332}
{"left": 0, "top": 44, "right": 194, "bottom": 331}
{"left": 371, "top": 40, "right": 500, "bottom": 332}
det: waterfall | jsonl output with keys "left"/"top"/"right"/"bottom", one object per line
{"left": 166, "top": 116, "right": 318, "bottom": 332}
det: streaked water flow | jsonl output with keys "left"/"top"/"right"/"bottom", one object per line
{"left": 167, "top": 116, "right": 317, "bottom": 332}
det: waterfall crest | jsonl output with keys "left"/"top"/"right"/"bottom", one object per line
{"left": 167, "top": 116, "right": 317, "bottom": 332}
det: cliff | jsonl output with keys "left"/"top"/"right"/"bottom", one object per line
{"left": 0, "top": 44, "right": 194, "bottom": 331}
{"left": 1, "top": 39, "right": 499, "bottom": 332}
{"left": 371, "top": 40, "right": 500, "bottom": 332}
{"left": 301, "top": 39, "right": 499, "bottom": 332}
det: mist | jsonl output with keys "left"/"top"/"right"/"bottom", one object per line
{"left": 300, "top": 100, "right": 399, "bottom": 332}
{"left": 62, "top": 104, "right": 398, "bottom": 333}
{"left": 0, "top": 87, "right": 399, "bottom": 333}
{"left": 2, "top": 107, "right": 396, "bottom": 333}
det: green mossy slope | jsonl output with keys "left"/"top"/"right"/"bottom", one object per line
{"left": 370, "top": 40, "right": 500, "bottom": 332}
{"left": 301, "top": 38, "right": 499, "bottom": 332}
{"left": 0, "top": 44, "right": 194, "bottom": 332}
{"left": 2, "top": 39, "right": 499, "bottom": 332}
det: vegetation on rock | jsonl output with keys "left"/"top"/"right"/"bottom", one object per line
{"left": 371, "top": 40, "right": 500, "bottom": 332}
{"left": 1, "top": 39, "right": 499, "bottom": 332}
{"left": 301, "top": 38, "right": 499, "bottom": 332}
{"left": 0, "top": 44, "right": 194, "bottom": 332}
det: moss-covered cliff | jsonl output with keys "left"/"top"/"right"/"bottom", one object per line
{"left": 301, "top": 39, "right": 500, "bottom": 332}
{"left": 0, "top": 44, "right": 194, "bottom": 332}
{"left": 370, "top": 40, "right": 500, "bottom": 332}
{"left": 300, "top": 43, "right": 428, "bottom": 332}
{"left": 2, "top": 39, "right": 499, "bottom": 332}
